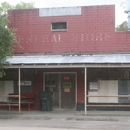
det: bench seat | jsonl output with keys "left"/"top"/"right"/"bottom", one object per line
{"left": 8, "top": 93, "right": 35, "bottom": 111}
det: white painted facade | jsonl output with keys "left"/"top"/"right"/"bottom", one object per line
{"left": 39, "top": 7, "right": 81, "bottom": 17}
{"left": 0, "top": 81, "right": 14, "bottom": 102}
{"left": 88, "top": 80, "right": 118, "bottom": 103}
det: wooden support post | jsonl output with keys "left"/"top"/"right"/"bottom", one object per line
{"left": 18, "top": 68, "right": 21, "bottom": 114}
{"left": 84, "top": 67, "right": 87, "bottom": 116}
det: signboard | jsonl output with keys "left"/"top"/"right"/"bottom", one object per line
{"left": 89, "top": 82, "right": 99, "bottom": 90}
{"left": 64, "top": 76, "right": 70, "bottom": 80}
{"left": 63, "top": 82, "right": 71, "bottom": 88}
{"left": 39, "top": 7, "right": 81, "bottom": 17}
{"left": 18, "top": 81, "right": 31, "bottom": 86}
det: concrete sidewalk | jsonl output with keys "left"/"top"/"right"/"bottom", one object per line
{"left": 0, "top": 109, "right": 130, "bottom": 122}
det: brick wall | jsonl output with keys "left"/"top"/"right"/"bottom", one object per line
{"left": 8, "top": 5, "right": 128, "bottom": 54}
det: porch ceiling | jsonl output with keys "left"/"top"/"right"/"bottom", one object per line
{"left": 6, "top": 54, "right": 130, "bottom": 68}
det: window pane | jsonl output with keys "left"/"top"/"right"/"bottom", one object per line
{"left": 52, "top": 22, "right": 67, "bottom": 30}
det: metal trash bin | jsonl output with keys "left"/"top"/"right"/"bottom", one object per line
{"left": 39, "top": 92, "right": 52, "bottom": 111}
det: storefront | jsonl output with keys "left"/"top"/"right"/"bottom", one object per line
{"left": 1, "top": 54, "right": 130, "bottom": 113}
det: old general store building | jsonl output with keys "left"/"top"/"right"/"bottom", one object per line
{"left": 1, "top": 4, "right": 130, "bottom": 113}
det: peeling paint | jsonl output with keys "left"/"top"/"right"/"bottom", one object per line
{"left": 51, "top": 35, "right": 57, "bottom": 42}
{"left": 58, "top": 34, "right": 61, "bottom": 42}
{"left": 39, "top": 7, "right": 81, "bottom": 17}
{"left": 17, "top": 33, "right": 111, "bottom": 44}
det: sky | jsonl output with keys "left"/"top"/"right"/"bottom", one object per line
{"left": 0, "top": 0, "right": 128, "bottom": 26}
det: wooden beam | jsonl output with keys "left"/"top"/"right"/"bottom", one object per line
{"left": 86, "top": 95, "right": 130, "bottom": 97}
{"left": 86, "top": 105, "right": 130, "bottom": 107}
{"left": 0, "top": 104, "right": 19, "bottom": 106}
{"left": 0, "top": 95, "right": 19, "bottom": 97}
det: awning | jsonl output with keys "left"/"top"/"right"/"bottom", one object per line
{"left": 6, "top": 54, "right": 130, "bottom": 68}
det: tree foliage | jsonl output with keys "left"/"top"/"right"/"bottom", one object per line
{"left": 0, "top": 1, "right": 35, "bottom": 77}
{"left": 116, "top": 1, "right": 128, "bottom": 31}
{"left": 15, "top": 1, "right": 35, "bottom": 9}
{"left": 0, "top": 1, "right": 35, "bottom": 13}
{"left": 116, "top": 21, "right": 128, "bottom": 31}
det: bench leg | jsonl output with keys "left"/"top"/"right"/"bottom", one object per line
{"left": 9, "top": 105, "right": 14, "bottom": 111}
{"left": 28, "top": 103, "right": 31, "bottom": 111}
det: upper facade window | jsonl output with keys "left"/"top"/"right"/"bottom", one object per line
{"left": 51, "top": 22, "right": 67, "bottom": 31}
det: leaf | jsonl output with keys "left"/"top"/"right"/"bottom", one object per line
{"left": 0, "top": 1, "right": 35, "bottom": 77}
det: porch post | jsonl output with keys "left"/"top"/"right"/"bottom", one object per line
{"left": 18, "top": 68, "right": 21, "bottom": 114}
{"left": 59, "top": 74, "right": 61, "bottom": 109}
{"left": 84, "top": 67, "right": 87, "bottom": 116}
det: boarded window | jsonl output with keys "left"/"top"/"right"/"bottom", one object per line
{"left": 51, "top": 22, "right": 67, "bottom": 31}
{"left": 0, "top": 81, "right": 14, "bottom": 102}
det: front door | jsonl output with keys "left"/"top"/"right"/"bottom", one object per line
{"left": 45, "top": 74, "right": 59, "bottom": 108}
{"left": 61, "top": 73, "right": 76, "bottom": 109}
{"left": 44, "top": 73, "right": 76, "bottom": 109}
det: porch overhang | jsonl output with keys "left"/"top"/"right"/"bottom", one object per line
{"left": 5, "top": 63, "right": 130, "bottom": 68}
{"left": 6, "top": 54, "right": 130, "bottom": 68}
{"left": 4, "top": 54, "right": 130, "bottom": 115}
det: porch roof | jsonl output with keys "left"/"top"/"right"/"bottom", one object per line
{"left": 6, "top": 54, "right": 130, "bottom": 68}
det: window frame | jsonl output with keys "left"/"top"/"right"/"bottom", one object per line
{"left": 51, "top": 22, "right": 68, "bottom": 31}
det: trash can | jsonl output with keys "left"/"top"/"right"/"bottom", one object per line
{"left": 39, "top": 92, "right": 53, "bottom": 111}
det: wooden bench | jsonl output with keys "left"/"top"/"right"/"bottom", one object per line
{"left": 0, "top": 95, "right": 19, "bottom": 110}
{"left": 8, "top": 93, "right": 35, "bottom": 111}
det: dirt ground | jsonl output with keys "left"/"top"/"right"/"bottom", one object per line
{"left": 0, "top": 109, "right": 130, "bottom": 130}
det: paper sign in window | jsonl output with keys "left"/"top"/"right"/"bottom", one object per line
{"left": 63, "top": 82, "right": 71, "bottom": 88}
{"left": 64, "top": 88, "right": 70, "bottom": 92}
